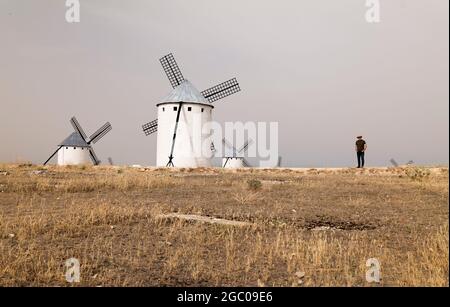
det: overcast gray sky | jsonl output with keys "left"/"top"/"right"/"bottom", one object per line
{"left": 0, "top": 0, "right": 448, "bottom": 167}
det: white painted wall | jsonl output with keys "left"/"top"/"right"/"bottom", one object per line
{"left": 57, "top": 146, "right": 91, "bottom": 165}
{"left": 222, "top": 157, "right": 245, "bottom": 168}
{"left": 156, "top": 102, "right": 214, "bottom": 167}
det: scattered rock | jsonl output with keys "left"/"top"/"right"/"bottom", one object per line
{"left": 260, "top": 179, "right": 288, "bottom": 185}
{"left": 157, "top": 213, "right": 253, "bottom": 227}
{"left": 257, "top": 279, "right": 265, "bottom": 287}
{"left": 30, "top": 170, "right": 46, "bottom": 175}
{"left": 294, "top": 271, "right": 305, "bottom": 285}
{"left": 0, "top": 171, "right": 9, "bottom": 176}
{"left": 8, "top": 233, "right": 15, "bottom": 238}
{"left": 311, "top": 226, "right": 337, "bottom": 231}
{"left": 305, "top": 216, "right": 377, "bottom": 231}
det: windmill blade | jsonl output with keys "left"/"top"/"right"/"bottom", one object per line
{"left": 88, "top": 148, "right": 100, "bottom": 165}
{"left": 142, "top": 119, "right": 158, "bottom": 136}
{"left": 43, "top": 146, "right": 62, "bottom": 165}
{"left": 201, "top": 78, "right": 240, "bottom": 103}
{"left": 389, "top": 158, "right": 399, "bottom": 167}
{"left": 160, "top": 53, "right": 185, "bottom": 88}
{"left": 242, "top": 158, "right": 251, "bottom": 168}
{"left": 70, "top": 116, "right": 88, "bottom": 141}
{"left": 222, "top": 138, "right": 235, "bottom": 151}
{"left": 89, "top": 122, "right": 112, "bottom": 144}
{"left": 277, "top": 156, "right": 282, "bottom": 167}
{"left": 237, "top": 139, "right": 254, "bottom": 154}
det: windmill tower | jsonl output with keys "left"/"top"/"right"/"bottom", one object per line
{"left": 222, "top": 138, "right": 253, "bottom": 168}
{"left": 43, "top": 116, "right": 112, "bottom": 166}
{"left": 142, "top": 53, "right": 241, "bottom": 167}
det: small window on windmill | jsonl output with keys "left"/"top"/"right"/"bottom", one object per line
{"left": 188, "top": 107, "right": 192, "bottom": 112}
{"left": 201, "top": 108, "right": 204, "bottom": 113}
{"left": 173, "top": 107, "right": 177, "bottom": 111}
{"left": 163, "top": 107, "right": 165, "bottom": 112}
{"left": 66, "top": 147, "right": 68, "bottom": 149}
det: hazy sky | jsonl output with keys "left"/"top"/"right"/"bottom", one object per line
{"left": 0, "top": 0, "right": 448, "bottom": 167}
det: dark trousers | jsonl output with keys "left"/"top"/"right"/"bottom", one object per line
{"left": 357, "top": 151, "right": 365, "bottom": 168}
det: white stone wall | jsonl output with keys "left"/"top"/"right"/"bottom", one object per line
{"left": 222, "top": 157, "right": 245, "bottom": 168}
{"left": 57, "top": 146, "right": 91, "bottom": 165}
{"left": 156, "top": 102, "right": 214, "bottom": 167}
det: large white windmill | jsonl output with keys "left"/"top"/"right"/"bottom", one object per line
{"left": 43, "top": 116, "right": 112, "bottom": 166}
{"left": 142, "top": 53, "right": 241, "bottom": 168}
{"left": 222, "top": 138, "right": 253, "bottom": 168}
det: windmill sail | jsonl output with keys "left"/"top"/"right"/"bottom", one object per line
{"left": 142, "top": 119, "right": 158, "bottom": 136}
{"left": 89, "top": 122, "right": 112, "bottom": 144}
{"left": 237, "top": 139, "right": 254, "bottom": 154}
{"left": 160, "top": 53, "right": 185, "bottom": 88}
{"left": 70, "top": 116, "right": 88, "bottom": 141}
{"left": 88, "top": 148, "right": 100, "bottom": 165}
{"left": 201, "top": 78, "right": 240, "bottom": 103}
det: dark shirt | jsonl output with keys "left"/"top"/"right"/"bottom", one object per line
{"left": 356, "top": 139, "right": 366, "bottom": 152}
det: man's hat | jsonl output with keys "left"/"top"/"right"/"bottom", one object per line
{"left": 357, "top": 136, "right": 363, "bottom": 139}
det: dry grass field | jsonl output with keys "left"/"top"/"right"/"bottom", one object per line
{"left": 0, "top": 163, "right": 448, "bottom": 287}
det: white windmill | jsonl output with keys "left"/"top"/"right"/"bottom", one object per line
{"left": 43, "top": 116, "right": 112, "bottom": 166}
{"left": 142, "top": 53, "right": 241, "bottom": 167}
{"left": 222, "top": 138, "right": 253, "bottom": 168}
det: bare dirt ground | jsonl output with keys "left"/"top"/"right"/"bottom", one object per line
{"left": 0, "top": 164, "right": 448, "bottom": 286}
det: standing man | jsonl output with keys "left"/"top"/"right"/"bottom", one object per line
{"left": 355, "top": 136, "right": 367, "bottom": 168}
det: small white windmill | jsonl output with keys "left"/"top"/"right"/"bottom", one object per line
{"left": 222, "top": 138, "right": 253, "bottom": 168}
{"left": 43, "top": 116, "right": 112, "bottom": 166}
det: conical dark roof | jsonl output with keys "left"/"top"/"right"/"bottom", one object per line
{"left": 59, "top": 132, "right": 90, "bottom": 147}
{"left": 161, "top": 80, "right": 209, "bottom": 103}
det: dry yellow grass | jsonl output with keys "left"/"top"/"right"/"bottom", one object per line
{"left": 0, "top": 164, "right": 448, "bottom": 286}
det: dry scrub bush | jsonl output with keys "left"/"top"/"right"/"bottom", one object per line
{"left": 403, "top": 166, "right": 431, "bottom": 181}
{"left": 247, "top": 179, "right": 262, "bottom": 191}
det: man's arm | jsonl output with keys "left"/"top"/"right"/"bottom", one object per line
{"left": 364, "top": 143, "right": 368, "bottom": 152}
